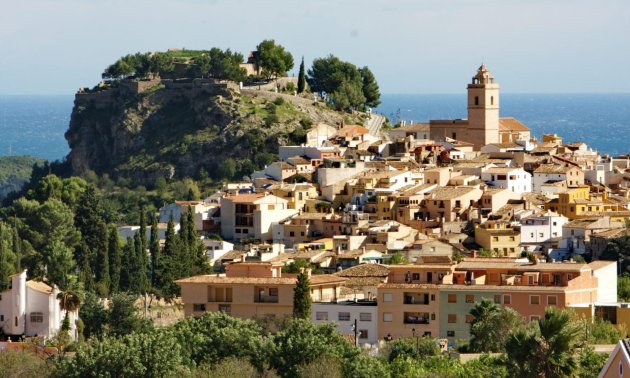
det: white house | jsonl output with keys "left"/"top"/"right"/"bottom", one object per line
{"left": 312, "top": 301, "right": 378, "bottom": 345}
{"left": 481, "top": 167, "right": 532, "bottom": 193}
{"left": 519, "top": 211, "right": 569, "bottom": 250}
{"left": 0, "top": 271, "right": 78, "bottom": 341}
{"left": 204, "top": 239, "right": 234, "bottom": 265}
{"left": 533, "top": 165, "right": 584, "bottom": 194}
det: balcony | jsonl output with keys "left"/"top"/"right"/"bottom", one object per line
{"left": 404, "top": 312, "right": 430, "bottom": 324}
{"left": 403, "top": 293, "right": 430, "bottom": 305}
{"left": 254, "top": 287, "right": 279, "bottom": 303}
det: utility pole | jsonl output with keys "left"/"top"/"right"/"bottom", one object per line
{"left": 353, "top": 318, "right": 358, "bottom": 346}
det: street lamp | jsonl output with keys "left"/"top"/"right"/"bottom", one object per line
{"left": 411, "top": 328, "right": 419, "bottom": 353}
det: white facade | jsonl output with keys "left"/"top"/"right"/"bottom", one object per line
{"left": 481, "top": 167, "right": 532, "bottom": 193}
{"left": 312, "top": 302, "right": 378, "bottom": 345}
{"left": 591, "top": 261, "right": 618, "bottom": 303}
{"left": 0, "top": 271, "right": 77, "bottom": 340}
{"left": 520, "top": 212, "right": 569, "bottom": 245}
{"left": 204, "top": 240, "right": 234, "bottom": 264}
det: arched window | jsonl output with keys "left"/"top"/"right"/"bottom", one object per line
{"left": 491, "top": 96, "right": 494, "bottom": 105}
{"left": 474, "top": 96, "right": 479, "bottom": 106}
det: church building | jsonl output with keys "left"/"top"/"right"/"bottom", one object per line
{"left": 429, "top": 65, "right": 531, "bottom": 150}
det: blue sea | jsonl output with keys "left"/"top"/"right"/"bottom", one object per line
{"left": 0, "top": 94, "right": 629, "bottom": 161}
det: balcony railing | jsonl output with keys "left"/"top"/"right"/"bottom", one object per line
{"left": 254, "top": 295, "right": 279, "bottom": 303}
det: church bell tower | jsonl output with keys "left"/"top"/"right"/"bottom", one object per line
{"left": 467, "top": 65, "right": 500, "bottom": 149}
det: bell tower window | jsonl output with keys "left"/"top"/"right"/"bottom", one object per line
{"left": 491, "top": 96, "right": 494, "bottom": 105}
{"left": 474, "top": 96, "right": 479, "bottom": 106}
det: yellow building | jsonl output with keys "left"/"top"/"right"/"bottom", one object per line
{"left": 556, "top": 187, "right": 630, "bottom": 222}
{"left": 270, "top": 183, "right": 319, "bottom": 211}
{"left": 474, "top": 221, "right": 521, "bottom": 256}
{"left": 376, "top": 192, "right": 397, "bottom": 221}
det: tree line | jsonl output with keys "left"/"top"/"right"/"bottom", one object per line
{"left": 99, "top": 39, "right": 381, "bottom": 112}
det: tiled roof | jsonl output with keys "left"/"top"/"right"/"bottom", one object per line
{"left": 336, "top": 264, "right": 390, "bottom": 278}
{"left": 499, "top": 117, "right": 530, "bottom": 132}
{"left": 455, "top": 259, "right": 588, "bottom": 272}
{"left": 534, "top": 165, "right": 576, "bottom": 174}
{"left": 26, "top": 281, "right": 53, "bottom": 294}
{"left": 176, "top": 274, "right": 347, "bottom": 286}
{"left": 391, "top": 123, "right": 430, "bottom": 132}
{"left": 428, "top": 186, "right": 479, "bottom": 200}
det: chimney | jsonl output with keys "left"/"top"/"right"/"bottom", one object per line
{"left": 336, "top": 245, "right": 342, "bottom": 256}
{"left": 470, "top": 250, "right": 477, "bottom": 258}
{"left": 362, "top": 246, "right": 366, "bottom": 254}
{"left": 240, "top": 254, "right": 247, "bottom": 262}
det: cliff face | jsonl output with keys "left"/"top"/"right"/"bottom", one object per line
{"left": 65, "top": 80, "right": 354, "bottom": 185}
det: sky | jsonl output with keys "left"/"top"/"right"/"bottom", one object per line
{"left": 0, "top": 0, "right": 629, "bottom": 95}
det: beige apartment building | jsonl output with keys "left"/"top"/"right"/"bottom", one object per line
{"left": 220, "top": 193, "right": 298, "bottom": 241}
{"left": 177, "top": 262, "right": 347, "bottom": 319}
{"left": 420, "top": 186, "right": 483, "bottom": 222}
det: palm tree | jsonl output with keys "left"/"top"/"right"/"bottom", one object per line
{"left": 506, "top": 307, "right": 582, "bottom": 377}
{"left": 57, "top": 284, "right": 83, "bottom": 342}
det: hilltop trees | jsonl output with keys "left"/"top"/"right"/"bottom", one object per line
{"left": 297, "top": 56, "right": 306, "bottom": 93}
{"left": 307, "top": 54, "right": 380, "bottom": 111}
{"left": 253, "top": 39, "right": 294, "bottom": 79}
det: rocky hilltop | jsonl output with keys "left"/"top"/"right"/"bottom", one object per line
{"left": 65, "top": 78, "right": 362, "bottom": 185}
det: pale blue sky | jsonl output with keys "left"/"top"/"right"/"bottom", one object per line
{"left": 1, "top": 0, "right": 629, "bottom": 94}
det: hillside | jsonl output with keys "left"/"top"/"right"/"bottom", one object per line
{"left": 65, "top": 79, "right": 365, "bottom": 186}
{"left": 0, "top": 155, "right": 46, "bottom": 199}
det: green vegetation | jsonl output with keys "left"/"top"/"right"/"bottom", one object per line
{"left": 601, "top": 235, "right": 630, "bottom": 272}
{"left": 253, "top": 39, "right": 294, "bottom": 79}
{"left": 297, "top": 56, "right": 306, "bottom": 94}
{"left": 292, "top": 270, "right": 312, "bottom": 319}
{"left": 307, "top": 54, "right": 381, "bottom": 111}
{"left": 0, "top": 155, "right": 46, "bottom": 200}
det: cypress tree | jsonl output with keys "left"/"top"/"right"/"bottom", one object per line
{"left": 134, "top": 229, "right": 149, "bottom": 294}
{"left": 139, "top": 207, "right": 147, "bottom": 257}
{"left": 119, "top": 237, "right": 134, "bottom": 292}
{"left": 178, "top": 212, "right": 192, "bottom": 277}
{"left": 297, "top": 56, "right": 306, "bottom": 94}
{"left": 149, "top": 215, "right": 160, "bottom": 286}
{"left": 95, "top": 222, "right": 110, "bottom": 295}
{"left": 12, "top": 228, "right": 22, "bottom": 272}
{"left": 293, "top": 270, "right": 312, "bottom": 319}
{"left": 0, "top": 226, "right": 16, "bottom": 291}
{"left": 74, "top": 185, "right": 104, "bottom": 272}
{"left": 78, "top": 241, "right": 95, "bottom": 292}
{"left": 108, "top": 226, "right": 121, "bottom": 294}
{"left": 157, "top": 216, "right": 180, "bottom": 299}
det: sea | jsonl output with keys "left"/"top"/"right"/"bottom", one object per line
{"left": 0, "top": 93, "right": 629, "bottom": 161}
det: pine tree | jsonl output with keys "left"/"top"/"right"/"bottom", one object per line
{"left": 297, "top": 56, "right": 306, "bottom": 94}
{"left": 293, "top": 270, "right": 312, "bottom": 319}
{"left": 108, "top": 226, "right": 122, "bottom": 294}
{"left": 95, "top": 222, "right": 110, "bottom": 295}
{"left": 149, "top": 215, "right": 160, "bottom": 286}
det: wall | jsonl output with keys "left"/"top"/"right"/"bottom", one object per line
{"left": 312, "top": 302, "right": 378, "bottom": 345}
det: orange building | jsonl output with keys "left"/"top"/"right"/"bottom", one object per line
{"left": 177, "top": 262, "right": 346, "bottom": 319}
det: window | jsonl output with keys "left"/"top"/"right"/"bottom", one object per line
{"left": 359, "top": 330, "right": 368, "bottom": 339}
{"left": 359, "top": 312, "right": 372, "bottom": 321}
{"left": 412, "top": 273, "right": 420, "bottom": 281}
{"left": 383, "top": 293, "right": 392, "bottom": 302}
{"left": 494, "top": 295, "right": 502, "bottom": 304}
{"left": 528, "top": 276, "right": 534, "bottom": 285}
{"left": 530, "top": 295, "right": 540, "bottom": 305}
{"left": 447, "top": 330, "right": 455, "bottom": 337}
{"left": 193, "top": 304, "right": 206, "bottom": 312}
{"left": 269, "top": 288, "right": 278, "bottom": 297}
{"left": 427, "top": 273, "right": 433, "bottom": 283}
{"left": 547, "top": 295, "right": 557, "bottom": 305}
{"left": 430, "top": 294, "right": 435, "bottom": 301}
{"left": 30, "top": 312, "right": 44, "bottom": 323}
{"left": 289, "top": 231, "right": 295, "bottom": 237}
{"left": 448, "top": 314, "right": 457, "bottom": 323}
{"left": 447, "top": 294, "right": 457, "bottom": 303}
{"left": 465, "top": 294, "right": 474, "bottom": 303}
{"left": 383, "top": 313, "right": 393, "bottom": 322}
{"left": 315, "top": 312, "right": 328, "bottom": 321}
{"left": 474, "top": 96, "right": 479, "bottom": 106}
{"left": 0, "top": 315, "right": 4, "bottom": 322}
{"left": 219, "top": 304, "right": 231, "bottom": 314}
{"left": 503, "top": 295, "right": 511, "bottom": 305}
{"left": 491, "top": 96, "right": 494, "bottom": 105}
{"left": 493, "top": 236, "right": 499, "bottom": 242}
{"left": 465, "top": 314, "right": 474, "bottom": 323}
{"left": 567, "top": 274, "right": 573, "bottom": 280}
{"left": 338, "top": 312, "right": 351, "bottom": 321}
